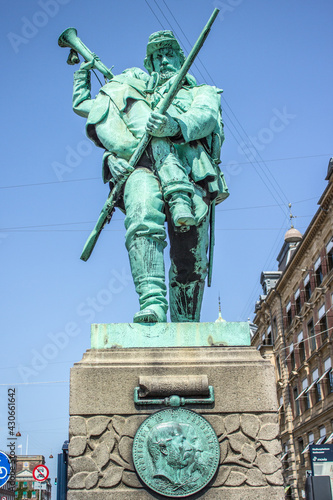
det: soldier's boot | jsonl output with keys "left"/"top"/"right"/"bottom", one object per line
{"left": 167, "top": 191, "right": 196, "bottom": 230}
{"left": 169, "top": 280, "right": 205, "bottom": 322}
{"left": 128, "top": 237, "right": 168, "bottom": 323}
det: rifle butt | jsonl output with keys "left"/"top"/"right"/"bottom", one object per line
{"left": 80, "top": 229, "right": 100, "bottom": 261}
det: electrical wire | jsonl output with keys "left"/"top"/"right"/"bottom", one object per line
{"left": 2, "top": 226, "right": 307, "bottom": 232}
{"left": 0, "top": 380, "right": 68, "bottom": 386}
{"left": 0, "top": 156, "right": 328, "bottom": 190}
{"left": 279, "top": 303, "right": 333, "bottom": 362}
{"left": 145, "top": 0, "right": 291, "bottom": 218}
{"left": 0, "top": 177, "right": 100, "bottom": 189}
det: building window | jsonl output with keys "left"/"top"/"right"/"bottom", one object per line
{"left": 311, "top": 368, "right": 321, "bottom": 404}
{"left": 279, "top": 395, "right": 285, "bottom": 425}
{"left": 326, "top": 431, "right": 333, "bottom": 444}
{"left": 298, "top": 437, "right": 305, "bottom": 465}
{"left": 293, "top": 386, "right": 300, "bottom": 416}
{"left": 324, "top": 357, "right": 333, "bottom": 394}
{"left": 327, "top": 239, "right": 333, "bottom": 271}
{"left": 282, "top": 443, "right": 289, "bottom": 470}
{"left": 308, "top": 319, "right": 316, "bottom": 351}
{"left": 329, "top": 371, "right": 333, "bottom": 394}
{"left": 23, "top": 481, "right": 28, "bottom": 487}
{"left": 315, "top": 257, "right": 323, "bottom": 287}
{"left": 302, "top": 432, "right": 314, "bottom": 454}
{"left": 316, "top": 426, "right": 327, "bottom": 444}
{"left": 267, "top": 326, "right": 272, "bottom": 345}
{"left": 304, "top": 273, "right": 311, "bottom": 301}
{"left": 276, "top": 355, "right": 282, "bottom": 379}
{"left": 286, "top": 301, "right": 292, "bottom": 326}
{"left": 15, "top": 493, "right": 18, "bottom": 498}
{"left": 295, "top": 289, "right": 301, "bottom": 314}
{"left": 298, "top": 331, "right": 305, "bottom": 364}
{"left": 301, "top": 377, "right": 310, "bottom": 411}
{"left": 290, "top": 343, "right": 295, "bottom": 371}
{"left": 32, "top": 492, "right": 36, "bottom": 499}
{"left": 318, "top": 304, "right": 328, "bottom": 341}
{"left": 23, "top": 493, "right": 27, "bottom": 499}
{"left": 273, "top": 316, "right": 278, "bottom": 339}
{"left": 23, "top": 461, "right": 28, "bottom": 468}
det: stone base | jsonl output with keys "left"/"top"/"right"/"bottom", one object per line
{"left": 68, "top": 486, "right": 284, "bottom": 500}
{"left": 68, "top": 324, "right": 284, "bottom": 499}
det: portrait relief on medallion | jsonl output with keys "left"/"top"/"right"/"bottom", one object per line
{"left": 133, "top": 408, "right": 220, "bottom": 497}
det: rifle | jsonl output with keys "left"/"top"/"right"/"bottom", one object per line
{"left": 80, "top": 8, "right": 220, "bottom": 261}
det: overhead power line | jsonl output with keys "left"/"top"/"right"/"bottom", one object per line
{"left": 2, "top": 226, "right": 307, "bottom": 233}
{"left": 0, "top": 380, "right": 68, "bottom": 386}
{"left": 0, "top": 177, "right": 100, "bottom": 190}
{"left": 144, "top": 1, "right": 293, "bottom": 219}
{"left": 0, "top": 156, "right": 328, "bottom": 190}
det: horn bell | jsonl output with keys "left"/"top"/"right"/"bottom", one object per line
{"left": 58, "top": 27, "right": 78, "bottom": 49}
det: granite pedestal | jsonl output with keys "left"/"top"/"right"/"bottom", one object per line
{"left": 68, "top": 322, "right": 284, "bottom": 499}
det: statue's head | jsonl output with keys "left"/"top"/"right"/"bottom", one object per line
{"left": 144, "top": 30, "right": 185, "bottom": 80}
{"left": 147, "top": 422, "right": 193, "bottom": 471}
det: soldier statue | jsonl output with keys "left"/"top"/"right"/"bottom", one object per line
{"left": 70, "top": 30, "right": 228, "bottom": 323}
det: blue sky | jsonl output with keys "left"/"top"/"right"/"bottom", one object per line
{"left": 1, "top": 0, "right": 332, "bottom": 495}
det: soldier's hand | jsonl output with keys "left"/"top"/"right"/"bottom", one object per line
{"left": 107, "top": 156, "right": 134, "bottom": 182}
{"left": 146, "top": 112, "right": 180, "bottom": 137}
{"left": 80, "top": 53, "right": 100, "bottom": 72}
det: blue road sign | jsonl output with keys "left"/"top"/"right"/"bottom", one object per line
{"left": 0, "top": 451, "right": 11, "bottom": 487}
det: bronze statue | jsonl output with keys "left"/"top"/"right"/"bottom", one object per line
{"left": 59, "top": 11, "right": 229, "bottom": 323}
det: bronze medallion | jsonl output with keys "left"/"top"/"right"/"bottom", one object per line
{"left": 133, "top": 408, "right": 220, "bottom": 497}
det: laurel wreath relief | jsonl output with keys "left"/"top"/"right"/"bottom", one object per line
{"left": 67, "top": 412, "right": 283, "bottom": 492}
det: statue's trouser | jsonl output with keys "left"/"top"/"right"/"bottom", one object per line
{"left": 150, "top": 138, "right": 194, "bottom": 199}
{"left": 123, "top": 100, "right": 195, "bottom": 226}
{"left": 167, "top": 204, "right": 210, "bottom": 322}
{"left": 124, "top": 167, "right": 210, "bottom": 322}
{"left": 151, "top": 138, "right": 195, "bottom": 227}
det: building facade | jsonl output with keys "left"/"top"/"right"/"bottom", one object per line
{"left": 251, "top": 160, "right": 333, "bottom": 499}
{"left": 15, "top": 455, "right": 51, "bottom": 500}
{"left": 0, "top": 484, "right": 15, "bottom": 500}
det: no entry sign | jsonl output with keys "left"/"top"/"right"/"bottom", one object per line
{"left": 33, "top": 464, "right": 49, "bottom": 482}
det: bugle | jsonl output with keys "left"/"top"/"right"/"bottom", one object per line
{"left": 58, "top": 27, "right": 113, "bottom": 81}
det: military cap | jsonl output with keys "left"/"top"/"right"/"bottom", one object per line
{"left": 144, "top": 30, "right": 185, "bottom": 74}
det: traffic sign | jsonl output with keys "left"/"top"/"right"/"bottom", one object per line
{"left": 2, "top": 496, "right": 8, "bottom": 500}
{"left": 33, "top": 464, "right": 49, "bottom": 482}
{"left": 0, "top": 452, "right": 11, "bottom": 488}
{"left": 34, "top": 482, "right": 48, "bottom": 490}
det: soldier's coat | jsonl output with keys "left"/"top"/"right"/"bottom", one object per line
{"left": 73, "top": 68, "right": 229, "bottom": 209}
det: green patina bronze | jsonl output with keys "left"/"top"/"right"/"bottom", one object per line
{"left": 133, "top": 386, "right": 215, "bottom": 406}
{"left": 59, "top": 9, "right": 229, "bottom": 324}
{"left": 90, "top": 321, "right": 251, "bottom": 349}
{"left": 132, "top": 407, "right": 220, "bottom": 497}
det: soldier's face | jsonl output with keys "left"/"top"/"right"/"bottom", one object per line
{"left": 152, "top": 48, "right": 181, "bottom": 80}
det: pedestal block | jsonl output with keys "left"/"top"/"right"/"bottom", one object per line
{"left": 68, "top": 323, "right": 284, "bottom": 499}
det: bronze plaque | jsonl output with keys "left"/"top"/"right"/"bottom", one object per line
{"left": 133, "top": 408, "right": 220, "bottom": 497}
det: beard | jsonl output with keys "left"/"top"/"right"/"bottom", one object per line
{"left": 166, "top": 446, "right": 190, "bottom": 469}
{"left": 159, "top": 69, "right": 177, "bottom": 83}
